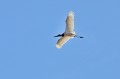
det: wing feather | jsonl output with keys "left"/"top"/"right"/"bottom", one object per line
{"left": 65, "top": 11, "right": 74, "bottom": 34}
{"left": 56, "top": 35, "right": 71, "bottom": 48}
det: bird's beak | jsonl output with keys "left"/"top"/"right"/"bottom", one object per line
{"left": 54, "top": 35, "right": 58, "bottom": 37}
{"left": 54, "top": 35, "right": 59, "bottom": 37}
{"left": 54, "top": 34, "right": 62, "bottom": 37}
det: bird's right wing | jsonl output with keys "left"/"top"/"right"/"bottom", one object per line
{"left": 56, "top": 35, "right": 71, "bottom": 48}
{"left": 65, "top": 11, "right": 75, "bottom": 34}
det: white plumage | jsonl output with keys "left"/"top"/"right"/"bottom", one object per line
{"left": 56, "top": 35, "right": 71, "bottom": 48}
{"left": 56, "top": 11, "right": 76, "bottom": 48}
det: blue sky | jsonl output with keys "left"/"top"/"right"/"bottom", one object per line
{"left": 0, "top": 0, "right": 120, "bottom": 79}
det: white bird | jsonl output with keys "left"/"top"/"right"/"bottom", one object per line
{"left": 54, "top": 11, "right": 83, "bottom": 48}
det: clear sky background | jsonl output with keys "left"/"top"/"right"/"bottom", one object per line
{"left": 0, "top": 0, "right": 120, "bottom": 79}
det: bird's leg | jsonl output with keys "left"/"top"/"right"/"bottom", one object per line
{"left": 74, "top": 35, "right": 83, "bottom": 38}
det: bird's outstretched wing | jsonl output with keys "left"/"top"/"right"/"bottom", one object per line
{"left": 65, "top": 11, "right": 75, "bottom": 34}
{"left": 56, "top": 35, "right": 71, "bottom": 48}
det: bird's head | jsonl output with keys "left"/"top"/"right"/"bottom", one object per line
{"left": 54, "top": 33, "right": 64, "bottom": 37}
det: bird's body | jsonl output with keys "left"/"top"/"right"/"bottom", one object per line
{"left": 55, "top": 11, "right": 83, "bottom": 48}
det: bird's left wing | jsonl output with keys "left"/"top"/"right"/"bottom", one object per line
{"left": 56, "top": 35, "right": 71, "bottom": 48}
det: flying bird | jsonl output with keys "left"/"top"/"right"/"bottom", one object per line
{"left": 54, "top": 11, "right": 83, "bottom": 48}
